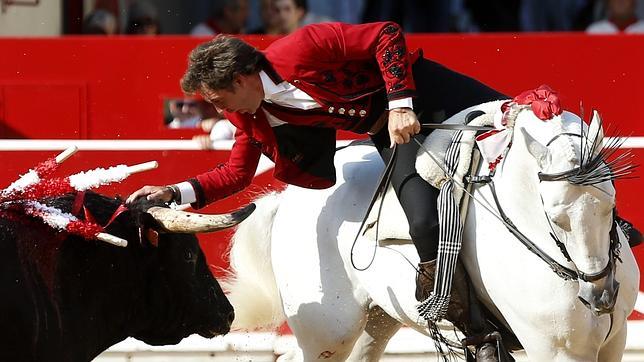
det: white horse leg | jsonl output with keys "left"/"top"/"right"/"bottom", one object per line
{"left": 273, "top": 269, "right": 368, "bottom": 362}
{"left": 277, "top": 348, "right": 304, "bottom": 362}
{"left": 271, "top": 180, "right": 375, "bottom": 361}
{"left": 281, "top": 300, "right": 367, "bottom": 361}
{"left": 598, "top": 324, "right": 627, "bottom": 362}
{"left": 273, "top": 258, "right": 369, "bottom": 360}
{"left": 505, "top": 310, "right": 611, "bottom": 362}
{"left": 346, "top": 305, "right": 402, "bottom": 362}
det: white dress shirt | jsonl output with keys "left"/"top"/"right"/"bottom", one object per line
{"left": 586, "top": 19, "right": 644, "bottom": 34}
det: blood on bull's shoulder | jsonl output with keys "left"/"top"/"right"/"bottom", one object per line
{"left": 0, "top": 191, "right": 249, "bottom": 362}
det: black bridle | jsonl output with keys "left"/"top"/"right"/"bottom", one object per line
{"left": 353, "top": 120, "right": 624, "bottom": 283}
{"left": 479, "top": 131, "right": 623, "bottom": 282}
{"left": 482, "top": 179, "right": 622, "bottom": 282}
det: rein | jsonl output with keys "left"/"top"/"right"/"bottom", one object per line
{"left": 478, "top": 178, "right": 621, "bottom": 282}
{"left": 350, "top": 145, "right": 398, "bottom": 271}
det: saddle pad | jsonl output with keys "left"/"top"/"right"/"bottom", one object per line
{"left": 362, "top": 100, "right": 505, "bottom": 243}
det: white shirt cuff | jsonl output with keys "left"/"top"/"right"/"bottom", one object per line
{"left": 388, "top": 97, "right": 413, "bottom": 110}
{"left": 175, "top": 181, "right": 197, "bottom": 205}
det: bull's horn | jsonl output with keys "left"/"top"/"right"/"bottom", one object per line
{"left": 146, "top": 203, "right": 256, "bottom": 233}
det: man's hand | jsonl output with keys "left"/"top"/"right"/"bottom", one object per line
{"left": 126, "top": 185, "right": 174, "bottom": 205}
{"left": 388, "top": 108, "right": 420, "bottom": 148}
{"left": 192, "top": 134, "right": 214, "bottom": 150}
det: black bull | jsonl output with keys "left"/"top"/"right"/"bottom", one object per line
{"left": 0, "top": 192, "right": 244, "bottom": 362}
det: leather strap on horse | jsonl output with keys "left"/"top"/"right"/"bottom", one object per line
{"left": 350, "top": 145, "right": 398, "bottom": 271}
{"left": 484, "top": 178, "right": 623, "bottom": 282}
{"left": 486, "top": 181, "right": 579, "bottom": 280}
{"left": 421, "top": 123, "right": 495, "bottom": 132}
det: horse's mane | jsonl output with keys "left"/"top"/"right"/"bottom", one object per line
{"left": 574, "top": 117, "right": 637, "bottom": 185}
{"left": 532, "top": 111, "right": 637, "bottom": 185}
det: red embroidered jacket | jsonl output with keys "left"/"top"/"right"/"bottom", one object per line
{"left": 187, "top": 22, "right": 420, "bottom": 208}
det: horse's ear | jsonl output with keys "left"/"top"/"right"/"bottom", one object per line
{"left": 520, "top": 127, "right": 549, "bottom": 169}
{"left": 587, "top": 110, "right": 605, "bottom": 157}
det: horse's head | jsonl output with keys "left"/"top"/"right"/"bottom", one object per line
{"left": 511, "top": 108, "right": 630, "bottom": 315}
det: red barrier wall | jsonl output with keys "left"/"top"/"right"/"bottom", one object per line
{"left": 0, "top": 34, "right": 642, "bottom": 318}
{"left": 1, "top": 34, "right": 644, "bottom": 139}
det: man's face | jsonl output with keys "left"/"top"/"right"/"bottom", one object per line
{"left": 201, "top": 75, "right": 263, "bottom": 115}
{"left": 273, "top": 0, "right": 304, "bottom": 34}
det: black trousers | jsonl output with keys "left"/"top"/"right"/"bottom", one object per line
{"left": 369, "top": 58, "right": 507, "bottom": 262}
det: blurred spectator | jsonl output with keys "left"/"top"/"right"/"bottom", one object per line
{"left": 192, "top": 118, "right": 237, "bottom": 149}
{"left": 297, "top": 0, "right": 334, "bottom": 26}
{"left": 249, "top": 0, "right": 281, "bottom": 34}
{"left": 167, "top": 98, "right": 203, "bottom": 129}
{"left": 362, "top": 0, "right": 452, "bottom": 32}
{"left": 449, "top": 0, "right": 480, "bottom": 32}
{"left": 308, "top": 0, "right": 364, "bottom": 24}
{"left": 191, "top": 0, "right": 249, "bottom": 35}
{"left": 125, "top": 1, "right": 161, "bottom": 35}
{"left": 272, "top": 0, "right": 333, "bottom": 34}
{"left": 82, "top": 9, "right": 118, "bottom": 35}
{"left": 464, "top": 0, "right": 521, "bottom": 32}
{"left": 587, "top": 0, "right": 644, "bottom": 33}
{"left": 520, "top": 0, "right": 594, "bottom": 31}
{"left": 166, "top": 97, "right": 235, "bottom": 148}
{"left": 273, "top": 0, "right": 305, "bottom": 33}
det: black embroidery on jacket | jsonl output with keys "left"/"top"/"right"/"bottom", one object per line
{"left": 322, "top": 70, "right": 335, "bottom": 83}
{"left": 383, "top": 24, "right": 399, "bottom": 35}
{"left": 388, "top": 64, "right": 404, "bottom": 79}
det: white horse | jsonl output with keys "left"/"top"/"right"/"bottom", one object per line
{"left": 223, "top": 102, "right": 640, "bottom": 361}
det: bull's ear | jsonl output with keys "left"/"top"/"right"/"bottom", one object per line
{"left": 138, "top": 227, "right": 160, "bottom": 247}
{"left": 146, "top": 228, "right": 160, "bottom": 247}
{"left": 137, "top": 211, "right": 163, "bottom": 247}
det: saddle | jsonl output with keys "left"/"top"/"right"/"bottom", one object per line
{"left": 362, "top": 100, "right": 502, "bottom": 243}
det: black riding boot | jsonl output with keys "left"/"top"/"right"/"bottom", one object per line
{"left": 415, "top": 260, "right": 436, "bottom": 302}
{"left": 416, "top": 260, "right": 472, "bottom": 332}
{"left": 417, "top": 260, "right": 500, "bottom": 362}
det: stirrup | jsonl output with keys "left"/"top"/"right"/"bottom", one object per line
{"left": 462, "top": 332, "right": 515, "bottom": 362}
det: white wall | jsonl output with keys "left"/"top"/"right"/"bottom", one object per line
{"left": 0, "top": 0, "right": 62, "bottom": 36}
{"left": 95, "top": 323, "right": 644, "bottom": 362}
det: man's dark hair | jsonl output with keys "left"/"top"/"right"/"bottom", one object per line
{"left": 211, "top": 0, "right": 241, "bottom": 21}
{"left": 294, "top": 0, "right": 308, "bottom": 12}
{"left": 181, "top": 35, "right": 264, "bottom": 93}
